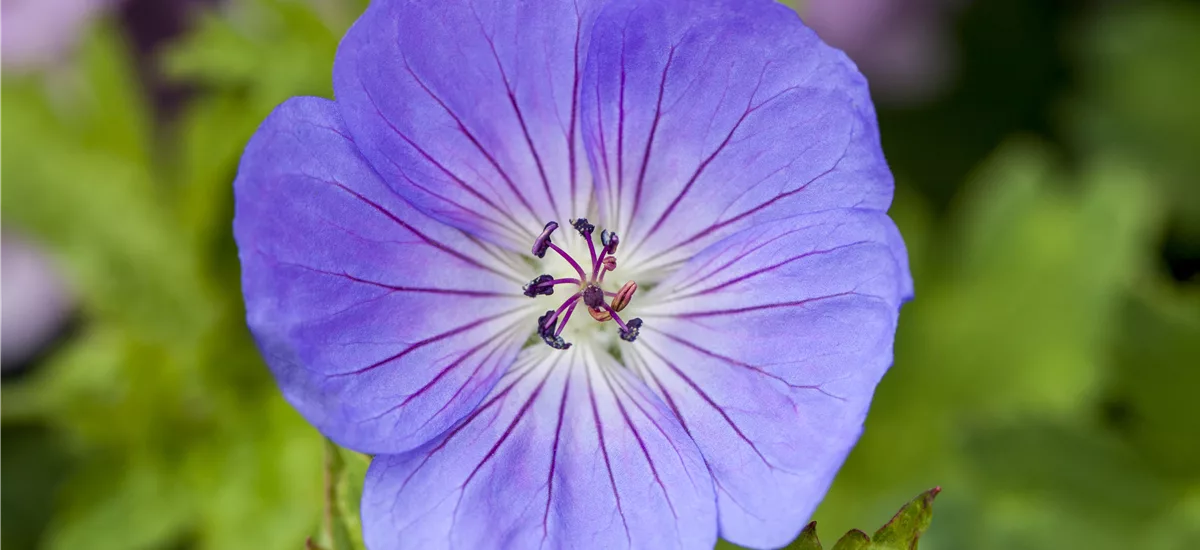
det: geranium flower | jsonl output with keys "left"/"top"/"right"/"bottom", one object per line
{"left": 233, "top": 0, "right": 912, "bottom": 548}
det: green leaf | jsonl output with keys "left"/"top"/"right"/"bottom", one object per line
{"left": 2, "top": 26, "right": 215, "bottom": 344}
{"left": 44, "top": 455, "right": 195, "bottom": 550}
{"left": 792, "top": 523, "right": 823, "bottom": 550}
{"left": 870, "top": 487, "right": 940, "bottom": 549}
{"left": 1068, "top": 2, "right": 1200, "bottom": 238}
{"left": 776, "top": 489, "right": 939, "bottom": 550}
{"left": 161, "top": 0, "right": 362, "bottom": 110}
{"left": 1109, "top": 284, "right": 1200, "bottom": 481}
{"left": 829, "top": 531, "right": 871, "bottom": 550}
{"left": 187, "top": 397, "right": 325, "bottom": 550}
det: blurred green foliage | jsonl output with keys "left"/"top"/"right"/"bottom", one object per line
{"left": 2, "top": 0, "right": 1198, "bottom": 549}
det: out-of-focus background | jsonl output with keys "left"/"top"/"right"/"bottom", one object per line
{"left": 2, "top": 0, "right": 1198, "bottom": 548}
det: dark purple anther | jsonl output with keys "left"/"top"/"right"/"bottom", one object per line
{"left": 619, "top": 318, "right": 643, "bottom": 342}
{"left": 601, "top": 230, "right": 619, "bottom": 254}
{"left": 571, "top": 218, "right": 595, "bottom": 236}
{"left": 537, "top": 310, "right": 572, "bottom": 350}
{"left": 581, "top": 284, "right": 605, "bottom": 309}
{"left": 531, "top": 221, "right": 559, "bottom": 258}
{"left": 538, "top": 310, "right": 558, "bottom": 337}
{"left": 523, "top": 274, "right": 556, "bottom": 297}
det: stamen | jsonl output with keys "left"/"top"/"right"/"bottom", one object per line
{"left": 523, "top": 219, "right": 641, "bottom": 349}
{"left": 543, "top": 293, "right": 582, "bottom": 330}
{"left": 571, "top": 218, "right": 595, "bottom": 236}
{"left": 593, "top": 229, "right": 619, "bottom": 279}
{"left": 587, "top": 305, "right": 611, "bottom": 322}
{"left": 610, "top": 281, "right": 637, "bottom": 312}
{"left": 619, "top": 318, "right": 643, "bottom": 342}
{"left": 522, "top": 275, "right": 582, "bottom": 297}
{"left": 547, "top": 242, "right": 586, "bottom": 280}
{"left": 600, "top": 230, "right": 619, "bottom": 255}
{"left": 598, "top": 301, "right": 643, "bottom": 342}
{"left": 523, "top": 274, "right": 555, "bottom": 297}
{"left": 554, "top": 301, "right": 579, "bottom": 338}
{"left": 531, "top": 221, "right": 558, "bottom": 258}
{"left": 537, "top": 293, "right": 581, "bottom": 350}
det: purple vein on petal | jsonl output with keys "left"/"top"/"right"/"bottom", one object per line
{"left": 460, "top": 358, "right": 558, "bottom": 489}
{"left": 597, "top": 366, "right": 680, "bottom": 524}
{"left": 410, "top": 325, "right": 522, "bottom": 434}
{"left": 638, "top": 343, "right": 784, "bottom": 472}
{"left": 626, "top": 349, "right": 694, "bottom": 440}
{"left": 462, "top": 232, "right": 529, "bottom": 277}
{"left": 394, "top": 353, "right": 549, "bottom": 495}
{"left": 653, "top": 331, "right": 847, "bottom": 402}
{"left": 447, "top": 357, "right": 562, "bottom": 538}
{"left": 634, "top": 66, "right": 773, "bottom": 249}
{"left": 359, "top": 81, "right": 533, "bottom": 234}
{"left": 585, "top": 359, "right": 632, "bottom": 547}
{"left": 663, "top": 241, "right": 871, "bottom": 303}
{"left": 593, "top": 85, "right": 613, "bottom": 220}
{"left": 400, "top": 325, "right": 518, "bottom": 409}
{"left": 603, "top": 363, "right": 701, "bottom": 489}
{"left": 668, "top": 291, "right": 860, "bottom": 319}
{"left": 325, "top": 179, "right": 517, "bottom": 280}
{"left": 470, "top": 7, "right": 560, "bottom": 218}
{"left": 663, "top": 223, "right": 827, "bottom": 291}
{"left": 567, "top": 0, "right": 583, "bottom": 210}
{"left": 328, "top": 306, "right": 528, "bottom": 378}
{"left": 275, "top": 262, "right": 514, "bottom": 298}
{"left": 399, "top": 56, "right": 541, "bottom": 222}
{"left": 541, "top": 357, "right": 573, "bottom": 546}
{"left": 370, "top": 150, "right": 533, "bottom": 246}
{"left": 628, "top": 45, "right": 676, "bottom": 226}
{"left": 671, "top": 141, "right": 852, "bottom": 253}
{"left": 614, "top": 14, "right": 630, "bottom": 228}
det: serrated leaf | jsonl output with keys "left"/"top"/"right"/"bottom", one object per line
{"left": 782, "top": 489, "right": 940, "bottom": 550}
{"left": 830, "top": 530, "right": 871, "bottom": 550}
{"left": 792, "top": 523, "right": 823, "bottom": 550}
{"left": 870, "top": 487, "right": 940, "bottom": 549}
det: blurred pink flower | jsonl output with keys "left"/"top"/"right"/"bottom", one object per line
{"left": 1, "top": 0, "right": 114, "bottom": 70}
{"left": 1, "top": 232, "right": 75, "bottom": 369}
{"left": 803, "top": 0, "right": 965, "bottom": 104}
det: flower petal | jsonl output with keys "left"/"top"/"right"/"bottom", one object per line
{"left": 361, "top": 346, "right": 717, "bottom": 550}
{"left": 332, "top": 0, "right": 599, "bottom": 249}
{"left": 580, "top": 0, "right": 892, "bottom": 271}
{"left": 628, "top": 209, "right": 907, "bottom": 548}
{"left": 234, "top": 97, "right": 536, "bottom": 455}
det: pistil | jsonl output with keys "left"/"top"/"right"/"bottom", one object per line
{"left": 522, "top": 218, "right": 644, "bottom": 349}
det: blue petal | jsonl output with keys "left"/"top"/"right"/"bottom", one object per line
{"left": 580, "top": 0, "right": 894, "bottom": 271}
{"left": 234, "top": 97, "right": 537, "bottom": 454}
{"left": 629, "top": 209, "right": 908, "bottom": 548}
{"left": 333, "top": 0, "right": 600, "bottom": 249}
{"left": 361, "top": 346, "right": 717, "bottom": 550}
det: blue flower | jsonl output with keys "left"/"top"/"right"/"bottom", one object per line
{"left": 233, "top": 0, "right": 912, "bottom": 548}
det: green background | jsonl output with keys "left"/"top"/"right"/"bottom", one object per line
{"left": 3, "top": 0, "right": 1198, "bottom": 548}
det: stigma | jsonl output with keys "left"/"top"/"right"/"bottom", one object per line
{"left": 521, "top": 218, "right": 643, "bottom": 350}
